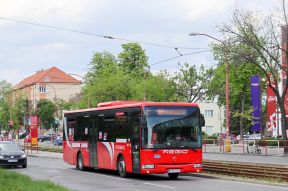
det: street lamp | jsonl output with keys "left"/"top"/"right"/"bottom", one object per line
{"left": 189, "top": 33, "right": 230, "bottom": 137}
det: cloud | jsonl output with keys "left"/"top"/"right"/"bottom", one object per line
{"left": 0, "top": 68, "right": 21, "bottom": 85}
{"left": 0, "top": 0, "right": 107, "bottom": 26}
{"left": 0, "top": 0, "right": 277, "bottom": 86}
{"left": 174, "top": 0, "right": 234, "bottom": 21}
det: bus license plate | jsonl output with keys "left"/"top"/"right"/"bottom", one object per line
{"left": 8, "top": 159, "right": 17, "bottom": 163}
{"left": 168, "top": 169, "right": 181, "bottom": 173}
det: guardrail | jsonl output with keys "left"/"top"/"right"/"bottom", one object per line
{"left": 203, "top": 160, "right": 288, "bottom": 182}
{"left": 203, "top": 139, "right": 288, "bottom": 156}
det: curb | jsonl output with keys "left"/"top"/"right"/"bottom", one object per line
{"left": 185, "top": 173, "right": 288, "bottom": 187}
{"left": 27, "top": 154, "right": 62, "bottom": 160}
{"left": 204, "top": 152, "right": 287, "bottom": 158}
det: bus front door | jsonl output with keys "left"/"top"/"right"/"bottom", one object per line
{"left": 131, "top": 118, "right": 140, "bottom": 173}
{"left": 89, "top": 118, "right": 98, "bottom": 168}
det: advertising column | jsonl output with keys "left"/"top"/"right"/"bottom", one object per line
{"left": 29, "top": 115, "right": 38, "bottom": 146}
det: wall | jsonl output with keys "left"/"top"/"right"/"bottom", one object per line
{"left": 197, "top": 101, "right": 225, "bottom": 135}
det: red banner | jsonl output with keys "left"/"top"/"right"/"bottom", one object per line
{"left": 266, "top": 85, "right": 277, "bottom": 132}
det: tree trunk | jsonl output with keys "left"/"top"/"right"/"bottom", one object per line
{"left": 240, "top": 96, "right": 245, "bottom": 140}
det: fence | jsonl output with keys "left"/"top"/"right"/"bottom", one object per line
{"left": 203, "top": 139, "right": 288, "bottom": 156}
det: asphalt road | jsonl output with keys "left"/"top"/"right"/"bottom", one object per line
{"left": 9, "top": 157, "right": 288, "bottom": 191}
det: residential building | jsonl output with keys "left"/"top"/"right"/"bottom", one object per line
{"left": 197, "top": 101, "right": 225, "bottom": 135}
{"left": 10, "top": 67, "right": 82, "bottom": 111}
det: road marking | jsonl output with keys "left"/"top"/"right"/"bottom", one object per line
{"left": 29, "top": 163, "right": 130, "bottom": 182}
{"left": 30, "top": 162, "right": 176, "bottom": 189}
{"left": 75, "top": 170, "right": 131, "bottom": 182}
{"left": 143, "top": 182, "right": 176, "bottom": 189}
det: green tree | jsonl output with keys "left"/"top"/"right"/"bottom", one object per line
{"left": 36, "top": 100, "right": 56, "bottom": 129}
{"left": 216, "top": 5, "right": 288, "bottom": 154}
{"left": 80, "top": 44, "right": 177, "bottom": 108}
{"left": 82, "top": 62, "right": 137, "bottom": 107}
{"left": 209, "top": 41, "right": 265, "bottom": 138}
{"left": 174, "top": 63, "right": 214, "bottom": 102}
{"left": 12, "top": 97, "right": 29, "bottom": 129}
{"left": 118, "top": 43, "right": 150, "bottom": 77}
{"left": 0, "top": 80, "right": 12, "bottom": 130}
{"left": 85, "top": 52, "right": 117, "bottom": 84}
{"left": 80, "top": 52, "right": 119, "bottom": 107}
{"left": 0, "top": 101, "right": 10, "bottom": 130}
{"left": 132, "top": 71, "right": 178, "bottom": 101}
{"left": 0, "top": 80, "right": 12, "bottom": 100}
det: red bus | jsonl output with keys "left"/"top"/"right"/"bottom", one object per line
{"left": 63, "top": 101, "right": 205, "bottom": 178}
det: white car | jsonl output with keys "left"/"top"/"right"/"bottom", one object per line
{"left": 236, "top": 134, "right": 252, "bottom": 140}
{"left": 249, "top": 134, "right": 262, "bottom": 140}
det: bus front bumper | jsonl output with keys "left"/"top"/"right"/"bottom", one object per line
{"left": 140, "top": 163, "right": 202, "bottom": 174}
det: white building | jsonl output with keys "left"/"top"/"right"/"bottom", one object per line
{"left": 197, "top": 101, "right": 225, "bottom": 135}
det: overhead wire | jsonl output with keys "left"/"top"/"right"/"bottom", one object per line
{"left": 149, "top": 49, "right": 211, "bottom": 67}
{"left": 0, "top": 16, "right": 206, "bottom": 50}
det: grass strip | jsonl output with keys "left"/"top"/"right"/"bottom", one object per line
{"left": 0, "top": 169, "right": 70, "bottom": 191}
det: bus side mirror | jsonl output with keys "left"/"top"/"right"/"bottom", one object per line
{"left": 200, "top": 114, "right": 205, "bottom": 127}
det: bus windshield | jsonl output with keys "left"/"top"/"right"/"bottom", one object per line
{"left": 143, "top": 106, "right": 201, "bottom": 149}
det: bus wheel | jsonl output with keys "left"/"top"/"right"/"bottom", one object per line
{"left": 77, "top": 152, "right": 85, "bottom": 171}
{"left": 168, "top": 173, "right": 179, "bottom": 179}
{"left": 118, "top": 156, "right": 127, "bottom": 178}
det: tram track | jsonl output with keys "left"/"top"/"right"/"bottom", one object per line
{"left": 202, "top": 160, "right": 288, "bottom": 181}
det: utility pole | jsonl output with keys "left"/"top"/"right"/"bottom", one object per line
{"left": 189, "top": 33, "right": 230, "bottom": 137}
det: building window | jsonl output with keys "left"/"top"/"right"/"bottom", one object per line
{"left": 39, "top": 86, "right": 46, "bottom": 93}
{"left": 205, "top": 110, "right": 213, "bottom": 118}
{"left": 205, "top": 126, "right": 213, "bottom": 135}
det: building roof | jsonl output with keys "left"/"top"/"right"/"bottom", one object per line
{"left": 64, "top": 101, "right": 199, "bottom": 115}
{"left": 13, "top": 67, "right": 82, "bottom": 89}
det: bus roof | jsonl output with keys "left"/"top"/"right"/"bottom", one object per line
{"left": 64, "top": 101, "right": 199, "bottom": 115}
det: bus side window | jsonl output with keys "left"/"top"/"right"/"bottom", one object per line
{"left": 68, "top": 120, "right": 76, "bottom": 141}
{"left": 103, "top": 115, "right": 115, "bottom": 142}
{"left": 75, "top": 116, "right": 89, "bottom": 141}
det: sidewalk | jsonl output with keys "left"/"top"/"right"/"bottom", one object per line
{"left": 204, "top": 152, "right": 288, "bottom": 166}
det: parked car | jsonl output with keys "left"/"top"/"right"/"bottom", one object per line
{"left": 54, "top": 136, "right": 63, "bottom": 146}
{"left": 24, "top": 135, "right": 31, "bottom": 143}
{"left": 38, "top": 133, "right": 56, "bottom": 142}
{"left": 0, "top": 141, "right": 27, "bottom": 168}
{"left": 236, "top": 134, "right": 263, "bottom": 140}
{"left": 218, "top": 133, "right": 237, "bottom": 140}
{"left": 236, "top": 134, "right": 249, "bottom": 140}
{"left": 249, "top": 134, "right": 263, "bottom": 140}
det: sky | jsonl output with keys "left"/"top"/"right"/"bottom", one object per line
{"left": 0, "top": 0, "right": 281, "bottom": 85}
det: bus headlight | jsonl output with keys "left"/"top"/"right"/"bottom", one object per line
{"left": 142, "top": 164, "right": 155, "bottom": 169}
{"left": 193, "top": 163, "right": 202, "bottom": 168}
{"left": 0, "top": 155, "right": 4, "bottom": 159}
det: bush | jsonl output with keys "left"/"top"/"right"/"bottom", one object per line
{"left": 258, "top": 139, "right": 284, "bottom": 147}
